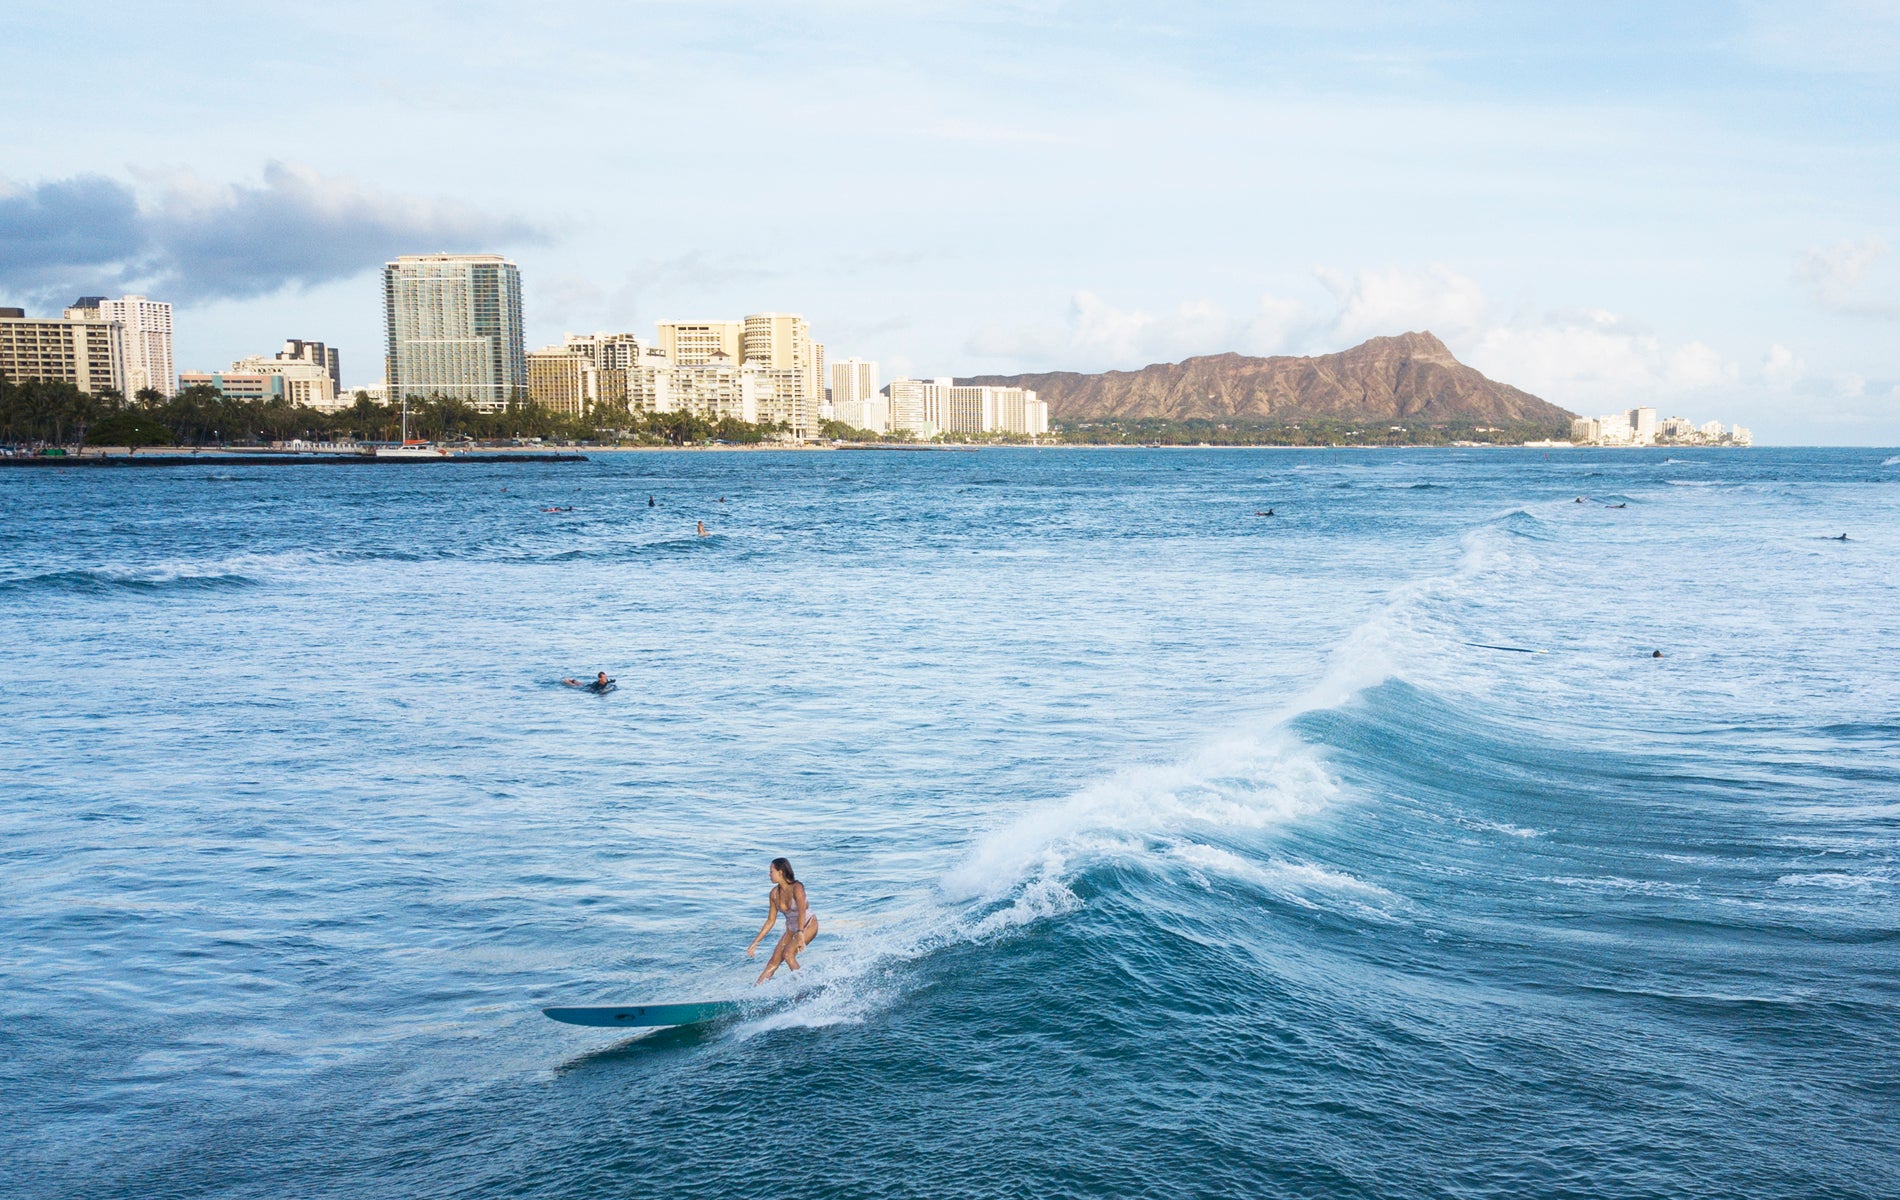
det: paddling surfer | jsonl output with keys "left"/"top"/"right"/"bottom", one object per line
{"left": 747, "top": 857, "right": 819, "bottom": 984}
{"left": 563, "top": 671, "right": 614, "bottom": 692}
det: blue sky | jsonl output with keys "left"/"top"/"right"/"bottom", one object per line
{"left": 3, "top": 1, "right": 1897, "bottom": 441}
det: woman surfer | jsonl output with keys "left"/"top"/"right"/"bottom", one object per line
{"left": 747, "top": 857, "right": 819, "bottom": 984}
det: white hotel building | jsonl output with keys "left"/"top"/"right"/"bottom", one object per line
{"left": 884, "top": 378, "right": 1049, "bottom": 438}
{"left": 70, "top": 296, "right": 174, "bottom": 397}
{"left": 829, "top": 357, "right": 886, "bottom": 432}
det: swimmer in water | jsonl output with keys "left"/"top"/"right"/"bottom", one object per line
{"left": 747, "top": 857, "right": 818, "bottom": 984}
{"left": 563, "top": 671, "right": 614, "bottom": 692}
{"left": 1652, "top": 650, "right": 1664, "bottom": 659}
{"left": 697, "top": 521, "right": 707, "bottom": 537}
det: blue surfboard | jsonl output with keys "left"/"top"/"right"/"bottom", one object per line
{"left": 544, "top": 1001, "right": 743, "bottom": 1028}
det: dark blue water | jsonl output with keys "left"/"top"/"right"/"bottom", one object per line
{"left": 3, "top": 448, "right": 1896, "bottom": 1198}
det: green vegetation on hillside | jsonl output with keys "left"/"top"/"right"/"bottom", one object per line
{"left": 1054, "top": 417, "right": 1572, "bottom": 446}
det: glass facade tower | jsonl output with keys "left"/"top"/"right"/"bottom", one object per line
{"left": 382, "top": 255, "right": 525, "bottom": 410}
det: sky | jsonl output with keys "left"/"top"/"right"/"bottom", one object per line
{"left": 2, "top": 0, "right": 1897, "bottom": 442}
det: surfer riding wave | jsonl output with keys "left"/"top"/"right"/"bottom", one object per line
{"left": 748, "top": 857, "right": 819, "bottom": 984}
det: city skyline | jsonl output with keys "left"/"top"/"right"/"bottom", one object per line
{"left": 3, "top": 3, "right": 1897, "bottom": 444}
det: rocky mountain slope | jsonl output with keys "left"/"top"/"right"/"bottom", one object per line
{"left": 961, "top": 331, "right": 1572, "bottom": 425}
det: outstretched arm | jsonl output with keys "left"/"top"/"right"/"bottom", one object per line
{"left": 746, "top": 897, "right": 779, "bottom": 958}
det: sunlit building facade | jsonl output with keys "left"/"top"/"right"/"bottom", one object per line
{"left": 68, "top": 295, "right": 173, "bottom": 397}
{"left": 0, "top": 306, "right": 126, "bottom": 396}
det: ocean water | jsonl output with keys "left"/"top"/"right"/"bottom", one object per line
{"left": 2, "top": 447, "right": 1896, "bottom": 1199}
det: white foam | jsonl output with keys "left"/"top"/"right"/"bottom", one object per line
{"left": 733, "top": 521, "right": 1523, "bottom": 1033}
{"left": 1168, "top": 842, "right": 1404, "bottom": 919}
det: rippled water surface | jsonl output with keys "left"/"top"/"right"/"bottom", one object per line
{"left": 3, "top": 447, "right": 1897, "bottom": 1199}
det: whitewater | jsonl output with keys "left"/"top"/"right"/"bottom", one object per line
{"left": 2, "top": 447, "right": 1896, "bottom": 1199}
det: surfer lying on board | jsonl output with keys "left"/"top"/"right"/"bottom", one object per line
{"left": 562, "top": 671, "right": 614, "bottom": 693}
{"left": 747, "top": 857, "right": 819, "bottom": 984}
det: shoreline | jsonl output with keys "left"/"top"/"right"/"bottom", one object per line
{"left": 1, "top": 450, "right": 588, "bottom": 468}
{"left": 0, "top": 442, "right": 1781, "bottom": 467}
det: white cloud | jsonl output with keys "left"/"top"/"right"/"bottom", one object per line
{"left": 1316, "top": 263, "right": 1490, "bottom": 344}
{"left": 1665, "top": 341, "right": 1737, "bottom": 389}
{"left": 1739, "top": 1, "right": 1900, "bottom": 74}
{"left": 966, "top": 290, "right": 1275, "bottom": 365}
{"left": 1795, "top": 236, "right": 1895, "bottom": 316}
{"left": 964, "top": 265, "right": 1760, "bottom": 414}
{"left": 1762, "top": 342, "right": 1804, "bottom": 386}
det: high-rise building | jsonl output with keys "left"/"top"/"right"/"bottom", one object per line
{"left": 990, "top": 386, "right": 1050, "bottom": 437}
{"left": 656, "top": 320, "right": 743, "bottom": 366}
{"left": 828, "top": 357, "right": 885, "bottom": 431}
{"left": 1, "top": 306, "right": 127, "bottom": 395}
{"left": 526, "top": 347, "right": 590, "bottom": 416}
{"left": 739, "top": 313, "right": 824, "bottom": 434}
{"left": 280, "top": 339, "right": 340, "bottom": 391}
{"left": 65, "top": 295, "right": 173, "bottom": 397}
{"left": 527, "top": 333, "right": 676, "bottom": 419}
{"left": 1630, "top": 406, "right": 1658, "bottom": 446}
{"left": 830, "top": 358, "right": 879, "bottom": 407}
{"left": 654, "top": 314, "right": 825, "bottom": 435}
{"left": 383, "top": 254, "right": 525, "bottom": 410}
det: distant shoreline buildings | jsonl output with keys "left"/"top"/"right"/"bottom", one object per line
{"left": 0, "top": 295, "right": 174, "bottom": 399}
{"left": 179, "top": 339, "right": 346, "bottom": 409}
{"left": 1570, "top": 406, "right": 1751, "bottom": 447}
{"left": 524, "top": 313, "right": 828, "bottom": 437}
{"left": 0, "top": 260, "right": 1738, "bottom": 449}
{"left": 522, "top": 312, "right": 1048, "bottom": 440}
{"left": 882, "top": 378, "right": 1049, "bottom": 438}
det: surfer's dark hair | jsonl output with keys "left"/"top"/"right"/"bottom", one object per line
{"left": 771, "top": 857, "right": 795, "bottom": 883}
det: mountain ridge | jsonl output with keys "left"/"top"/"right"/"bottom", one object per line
{"left": 960, "top": 331, "right": 1573, "bottom": 426}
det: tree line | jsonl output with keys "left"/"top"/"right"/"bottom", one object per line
{"left": 1055, "top": 416, "right": 1574, "bottom": 447}
{"left": 0, "top": 375, "right": 794, "bottom": 448}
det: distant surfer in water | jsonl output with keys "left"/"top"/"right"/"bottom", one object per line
{"left": 748, "top": 857, "right": 818, "bottom": 984}
{"left": 563, "top": 671, "right": 614, "bottom": 693}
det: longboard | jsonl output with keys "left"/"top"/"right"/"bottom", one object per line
{"left": 544, "top": 1001, "right": 742, "bottom": 1028}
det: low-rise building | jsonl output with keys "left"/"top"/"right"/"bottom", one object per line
{"left": 178, "top": 371, "right": 278, "bottom": 402}
{"left": 280, "top": 339, "right": 340, "bottom": 392}
{"left": 833, "top": 393, "right": 891, "bottom": 434}
{"left": 228, "top": 352, "right": 339, "bottom": 409}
